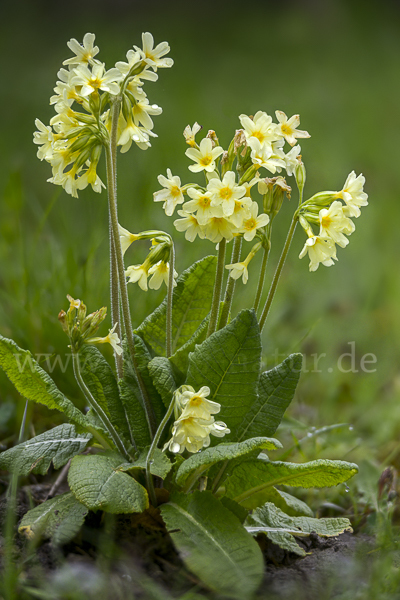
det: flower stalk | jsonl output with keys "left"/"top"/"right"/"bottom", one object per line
{"left": 166, "top": 241, "right": 175, "bottom": 357}
{"left": 218, "top": 236, "right": 242, "bottom": 330}
{"left": 145, "top": 393, "right": 176, "bottom": 507}
{"left": 71, "top": 350, "right": 130, "bottom": 460}
{"left": 207, "top": 238, "right": 227, "bottom": 337}
{"left": 259, "top": 216, "right": 298, "bottom": 331}
{"left": 105, "top": 103, "right": 157, "bottom": 438}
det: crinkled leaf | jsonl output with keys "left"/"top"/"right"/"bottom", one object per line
{"left": 186, "top": 309, "right": 261, "bottom": 443}
{"left": 175, "top": 437, "right": 282, "bottom": 490}
{"left": 226, "top": 458, "right": 358, "bottom": 506}
{"left": 119, "top": 335, "right": 167, "bottom": 449}
{"left": 80, "top": 346, "right": 131, "bottom": 442}
{"left": 0, "top": 335, "right": 88, "bottom": 428}
{"left": 68, "top": 453, "right": 148, "bottom": 514}
{"left": 169, "top": 315, "right": 209, "bottom": 377}
{"left": 136, "top": 256, "right": 217, "bottom": 356}
{"left": 160, "top": 492, "right": 263, "bottom": 600}
{"left": 236, "top": 353, "right": 303, "bottom": 441}
{"left": 19, "top": 492, "right": 88, "bottom": 546}
{"left": 0, "top": 424, "right": 91, "bottom": 476}
{"left": 148, "top": 356, "right": 177, "bottom": 409}
{"left": 220, "top": 497, "right": 248, "bottom": 524}
{"left": 245, "top": 502, "right": 352, "bottom": 556}
{"left": 256, "top": 488, "right": 314, "bottom": 517}
{"left": 119, "top": 446, "right": 172, "bottom": 479}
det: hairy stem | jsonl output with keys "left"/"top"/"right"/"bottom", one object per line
{"left": 166, "top": 242, "right": 175, "bottom": 358}
{"left": 259, "top": 216, "right": 298, "bottom": 331}
{"left": 207, "top": 238, "right": 227, "bottom": 337}
{"left": 218, "top": 236, "right": 242, "bottom": 330}
{"left": 253, "top": 237, "right": 271, "bottom": 315}
{"left": 72, "top": 351, "right": 130, "bottom": 460}
{"left": 109, "top": 220, "right": 123, "bottom": 379}
{"left": 105, "top": 102, "right": 157, "bottom": 439}
{"left": 146, "top": 394, "right": 176, "bottom": 507}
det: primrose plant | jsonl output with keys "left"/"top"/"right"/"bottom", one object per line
{"left": 0, "top": 32, "right": 368, "bottom": 599}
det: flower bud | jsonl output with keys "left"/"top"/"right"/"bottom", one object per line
{"left": 295, "top": 160, "right": 306, "bottom": 196}
{"left": 206, "top": 130, "right": 219, "bottom": 148}
{"left": 233, "top": 129, "right": 247, "bottom": 156}
{"left": 262, "top": 177, "right": 291, "bottom": 221}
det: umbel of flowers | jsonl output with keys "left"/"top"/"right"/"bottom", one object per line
{"left": 33, "top": 32, "right": 173, "bottom": 198}
{"left": 146, "top": 111, "right": 367, "bottom": 281}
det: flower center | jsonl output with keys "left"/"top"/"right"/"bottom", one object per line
{"left": 281, "top": 123, "right": 293, "bottom": 135}
{"left": 219, "top": 186, "right": 233, "bottom": 200}
{"left": 189, "top": 396, "right": 203, "bottom": 407}
{"left": 321, "top": 215, "right": 331, "bottom": 228}
{"left": 89, "top": 77, "right": 102, "bottom": 89}
{"left": 170, "top": 185, "right": 181, "bottom": 198}
{"left": 199, "top": 195, "right": 211, "bottom": 208}
{"left": 244, "top": 218, "right": 256, "bottom": 230}
{"left": 252, "top": 130, "right": 265, "bottom": 143}
{"left": 200, "top": 155, "right": 212, "bottom": 167}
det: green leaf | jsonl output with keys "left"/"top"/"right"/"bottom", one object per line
{"left": 0, "top": 335, "right": 88, "bottom": 428}
{"left": 186, "top": 309, "right": 261, "bottom": 443}
{"left": 226, "top": 458, "right": 358, "bottom": 506}
{"left": 68, "top": 453, "right": 148, "bottom": 513}
{"left": 175, "top": 437, "right": 282, "bottom": 490}
{"left": 0, "top": 424, "right": 91, "bottom": 476}
{"left": 119, "top": 446, "right": 172, "bottom": 479}
{"left": 245, "top": 502, "right": 353, "bottom": 556}
{"left": 249, "top": 487, "right": 314, "bottom": 517}
{"left": 236, "top": 353, "right": 303, "bottom": 441}
{"left": 18, "top": 492, "right": 88, "bottom": 546}
{"left": 160, "top": 491, "right": 263, "bottom": 600}
{"left": 136, "top": 256, "right": 217, "bottom": 356}
{"left": 119, "top": 335, "right": 167, "bottom": 449}
{"left": 169, "top": 315, "right": 209, "bottom": 377}
{"left": 220, "top": 497, "right": 248, "bottom": 524}
{"left": 148, "top": 356, "right": 177, "bottom": 409}
{"left": 80, "top": 346, "right": 131, "bottom": 443}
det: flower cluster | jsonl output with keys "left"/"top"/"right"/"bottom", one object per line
{"left": 33, "top": 32, "right": 172, "bottom": 198}
{"left": 164, "top": 386, "right": 230, "bottom": 454}
{"left": 58, "top": 295, "right": 122, "bottom": 354}
{"left": 298, "top": 171, "right": 368, "bottom": 271}
{"left": 118, "top": 224, "right": 177, "bottom": 292}
{"left": 153, "top": 110, "right": 309, "bottom": 283}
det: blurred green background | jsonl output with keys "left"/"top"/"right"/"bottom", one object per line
{"left": 1, "top": 0, "right": 399, "bottom": 474}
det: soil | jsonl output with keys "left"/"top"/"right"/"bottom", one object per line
{"left": 0, "top": 484, "right": 375, "bottom": 600}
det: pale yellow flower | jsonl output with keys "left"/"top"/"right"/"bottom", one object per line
{"left": 240, "top": 202, "right": 270, "bottom": 241}
{"left": 135, "top": 32, "right": 174, "bottom": 70}
{"left": 275, "top": 111, "right": 310, "bottom": 146}
{"left": 319, "top": 201, "right": 355, "bottom": 248}
{"left": 185, "top": 138, "right": 224, "bottom": 173}
{"left": 154, "top": 169, "right": 185, "bottom": 216}
{"left": 179, "top": 386, "right": 221, "bottom": 420}
{"left": 174, "top": 211, "right": 205, "bottom": 242}
{"left": 299, "top": 236, "right": 337, "bottom": 271}
{"left": 126, "top": 264, "right": 149, "bottom": 291}
{"left": 204, "top": 216, "right": 237, "bottom": 243}
{"left": 208, "top": 171, "right": 246, "bottom": 217}
{"left": 184, "top": 188, "right": 222, "bottom": 225}
{"left": 118, "top": 224, "right": 139, "bottom": 256}
{"left": 86, "top": 323, "right": 123, "bottom": 356}
{"left": 63, "top": 33, "right": 99, "bottom": 66}
{"left": 71, "top": 63, "right": 122, "bottom": 97}
{"left": 239, "top": 111, "right": 279, "bottom": 152}
{"left": 148, "top": 261, "right": 178, "bottom": 290}
{"left": 335, "top": 171, "right": 368, "bottom": 218}
{"left": 183, "top": 122, "right": 202, "bottom": 147}
{"left": 250, "top": 139, "right": 285, "bottom": 174}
